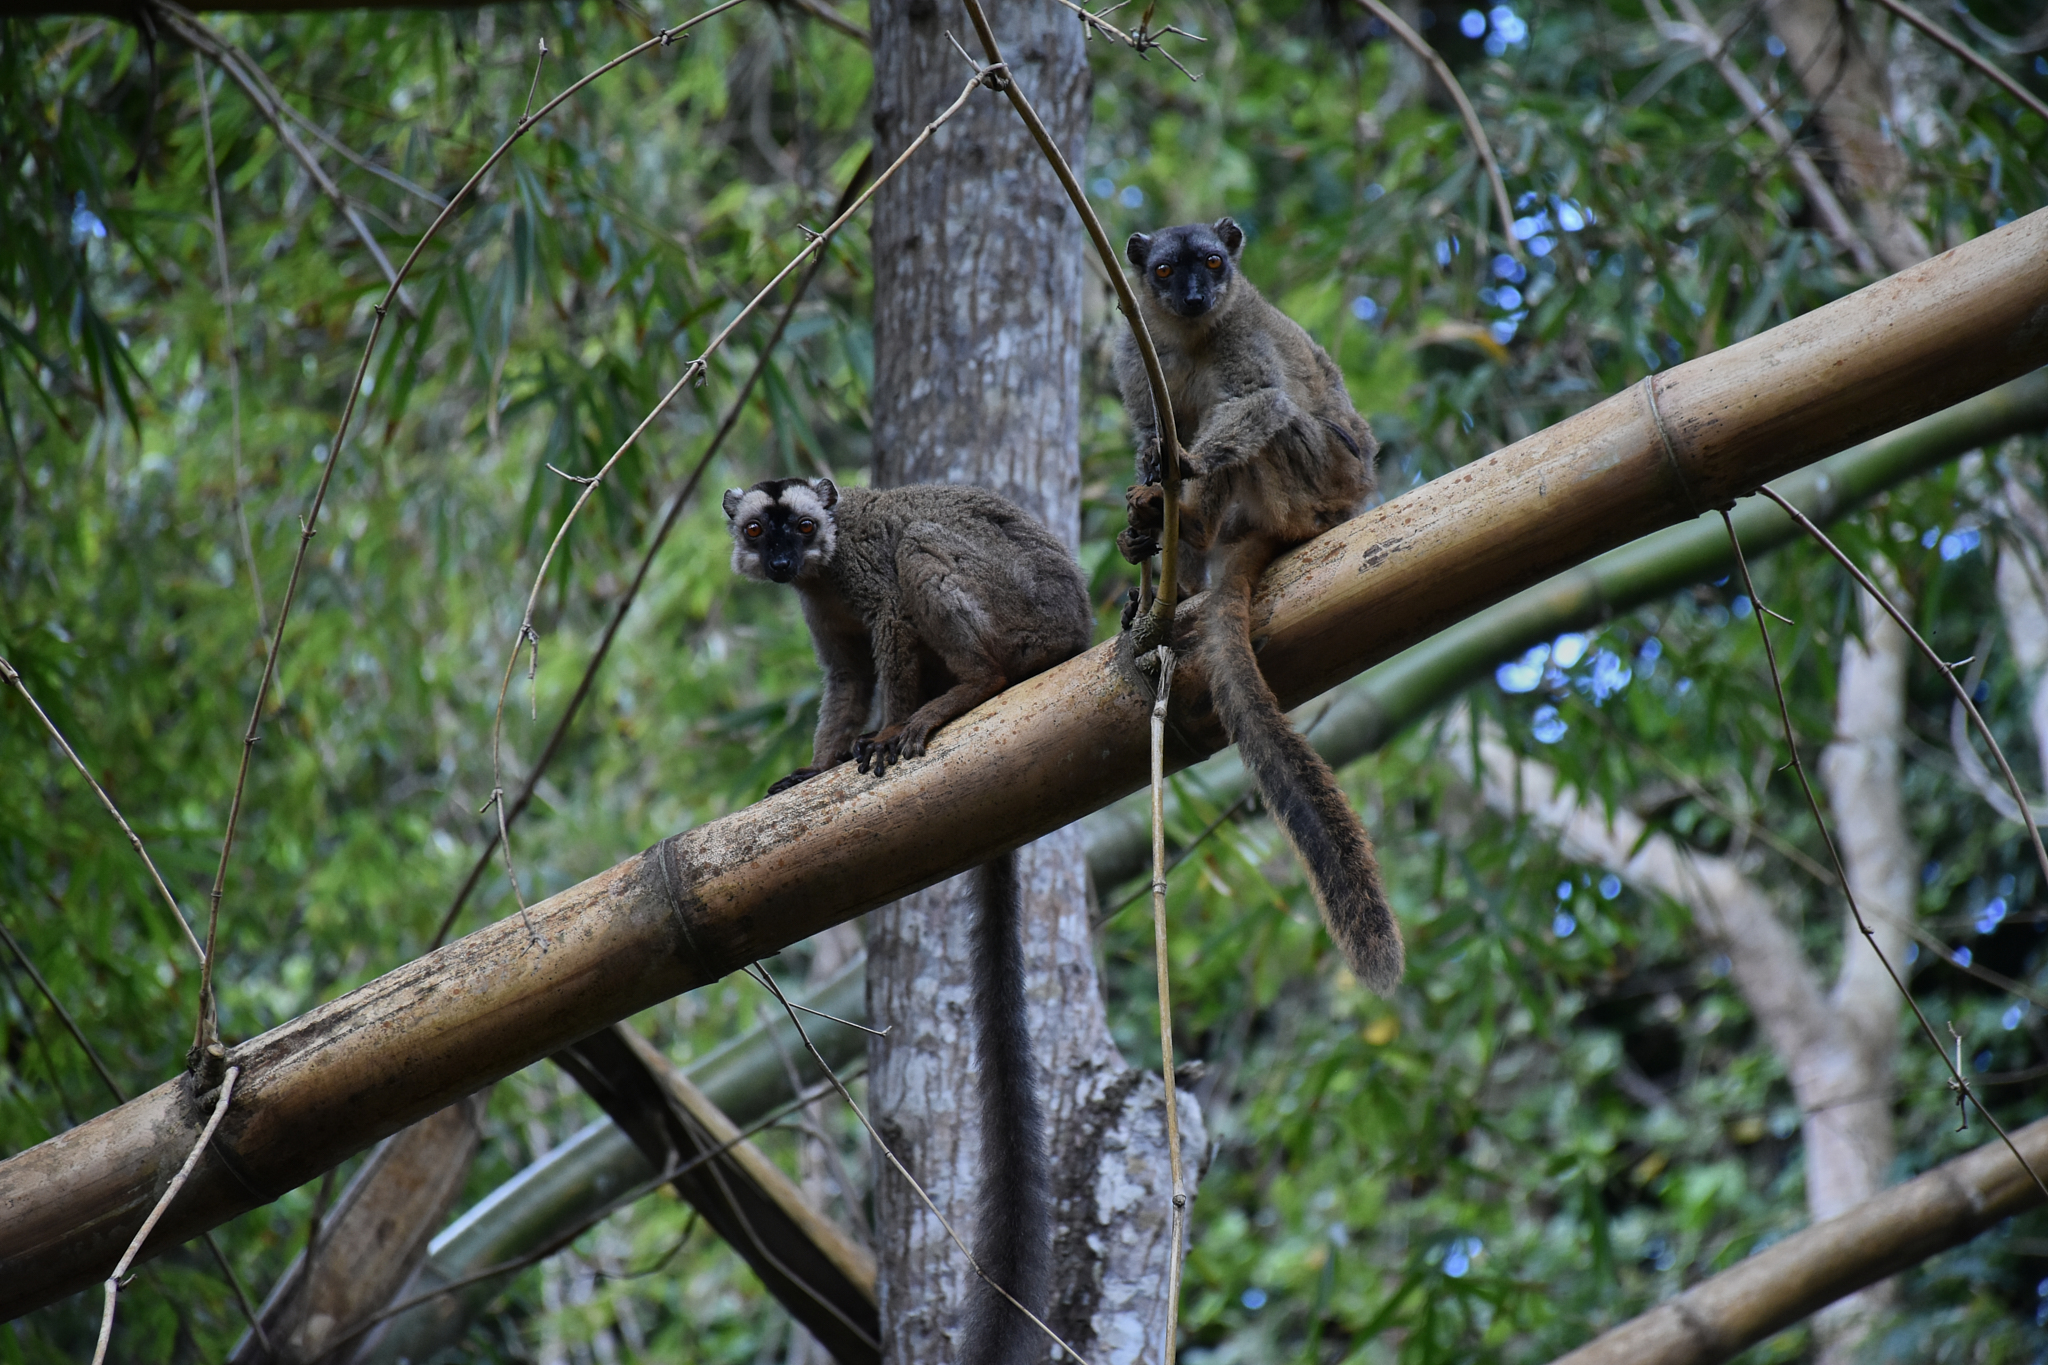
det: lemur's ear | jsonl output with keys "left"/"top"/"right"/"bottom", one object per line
{"left": 812, "top": 478, "right": 838, "bottom": 509}
{"left": 1126, "top": 232, "right": 1153, "bottom": 269}
{"left": 1214, "top": 217, "right": 1244, "bottom": 258}
{"left": 722, "top": 489, "right": 743, "bottom": 519}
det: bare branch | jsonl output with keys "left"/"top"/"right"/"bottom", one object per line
{"left": 1863, "top": 0, "right": 2048, "bottom": 126}
{"left": 92, "top": 1067, "right": 239, "bottom": 1365}
{"left": 955, "top": 0, "right": 1187, "bottom": 642}
{"left": 484, "top": 75, "right": 979, "bottom": 917}
{"left": 1145, "top": 645, "right": 1189, "bottom": 1365}
{"left": 194, "top": 55, "right": 268, "bottom": 638}
{"left": 782, "top": 0, "right": 871, "bottom": 46}
{"left": 154, "top": 2, "right": 417, "bottom": 311}
{"left": 1661, "top": 0, "right": 1882, "bottom": 274}
{"left": 1724, "top": 503, "right": 2048, "bottom": 1202}
{"left": 177, "top": 0, "right": 752, "bottom": 1062}
{"left": 0, "top": 657, "right": 203, "bottom": 961}
{"left": 746, "top": 963, "right": 1094, "bottom": 1365}
{"left": 433, "top": 150, "right": 876, "bottom": 948}
{"left": 1348, "top": 0, "right": 1521, "bottom": 261}
{"left": 1052, "top": 0, "right": 1203, "bottom": 81}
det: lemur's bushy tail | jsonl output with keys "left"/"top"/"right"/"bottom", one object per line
{"left": 1202, "top": 564, "right": 1405, "bottom": 991}
{"left": 961, "top": 852, "right": 1052, "bottom": 1365}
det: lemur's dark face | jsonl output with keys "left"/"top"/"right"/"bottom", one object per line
{"left": 1127, "top": 217, "right": 1245, "bottom": 319}
{"left": 723, "top": 478, "right": 838, "bottom": 584}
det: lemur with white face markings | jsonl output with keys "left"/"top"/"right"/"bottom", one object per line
{"left": 1116, "top": 217, "right": 1405, "bottom": 992}
{"left": 725, "top": 476, "right": 1092, "bottom": 1365}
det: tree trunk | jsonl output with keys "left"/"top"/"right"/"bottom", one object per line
{"left": 1809, "top": 587, "right": 1915, "bottom": 1362}
{"left": 866, "top": 7, "right": 1198, "bottom": 1361}
{"left": 1761, "top": 0, "right": 1931, "bottom": 272}
{"left": 4, "top": 211, "right": 2043, "bottom": 1320}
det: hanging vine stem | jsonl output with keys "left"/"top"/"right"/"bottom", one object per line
{"left": 1757, "top": 485, "right": 2048, "bottom": 890}
{"left": 431, "top": 149, "right": 877, "bottom": 950}
{"left": 90, "top": 1067, "right": 240, "bottom": 1365}
{"left": 183, "top": 0, "right": 749, "bottom": 1065}
{"left": 0, "top": 658, "right": 204, "bottom": 963}
{"left": 483, "top": 74, "right": 983, "bottom": 931}
{"left": 1720, "top": 508, "right": 2048, "bottom": 1202}
{"left": 1146, "top": 646, "right": 1189, "bottom": 1365}
{"left": 743, "top": 962, "right": 1096, "bottom": 1365}
{"left": 1346, "top": 0, "right": 1521, "bottom": 262}
{"left": 956, "top": 0, "right": 1187, "bottom": 649}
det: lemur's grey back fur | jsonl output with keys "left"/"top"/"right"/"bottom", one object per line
{"left": 725, "top": 477, "right": 1088, "bottom": 1362}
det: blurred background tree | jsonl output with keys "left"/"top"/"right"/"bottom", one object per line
{"left": 1, "top": 0, "right": 2045, "bottom": 1359}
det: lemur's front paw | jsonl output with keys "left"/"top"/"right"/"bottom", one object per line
{"left": 1138, "top": 435, "right": 1164, "bottom": 486}
{"left": 1125, "top": 483, "right": 1165, "bottom": 531}
{"left": 854, "top": 728, "right": 907, "bottom": 776}
{"left": 767, "top": 766, "right": 827, "bottom": 796}
{"left": 1117, "top": 525, "right": 1160, "bottom": 564}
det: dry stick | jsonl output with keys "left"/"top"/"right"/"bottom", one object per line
{"left": 432, "top": 148, "right": 877, "bottom": 949}
{"left": 1757, "top": 486, "right": 2048, "bottom": 891}
{"left": 183, "top": 0, "right": 751, "bottom": 1056}
{"left": 0, "top": 658, "right": 204, "bottom": 962}
{"left": 743, "top": 962, "right": 1095, "bottom": 1365}
{"left": 90, "top": 1066, "right": 240, "bottom": 1365}
{"left": 153, "top": 1, "right": 414, "bottom": 312}
{"left": 1146, "top": 646, "right": 1188, "bottom": 1365}
{"left": 1348, "top": 0, "right": 1521, "bottom": 261}
{"left": 0, "top": 915, "right": 123, "bottom": 1103}
{"left": 195, "top": 54, "right": 268, "bottom": 638}
{"left": 6, "top": 929, "right": 271, "bottom": 1351}
{"left": 1720, "top": 508, "right": 2048, "bottom": 1202}
{"left": 955, "top": 0, "right": 1186, "bottom": 643}
{"left": 1051, "top": 0, "right": 1205, "bottom": 82}
{"left": 482, "top": 76, "right": 979, "bottom": 923}
{"left": 311, "top": 1072, "right": 858, "bottom": 1360}
{"left": 1864, "top": 0, "right": 2048, "bottom": 125}
{"left": 1662, "top": 0, "right": 1881, "bottom": 275}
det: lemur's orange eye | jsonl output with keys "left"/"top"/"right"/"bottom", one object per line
{"left": 1154, "top": 264, "right": 1172, "bottom": 279}
{"left": 797, "top": 518, "right": 817, "bottom": 535}
{"left": 744, "top": 521, "right": 764, "bottom": 539}
{"left": 1205, "top": 254, "right": 1224, "bottom": 270}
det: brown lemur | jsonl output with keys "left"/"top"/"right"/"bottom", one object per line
{"left": 724, "top": 476, "right": 1092, "bottom": 1365}
{"left": 1114, "top": 217, "right": 1405, "bottom": 992}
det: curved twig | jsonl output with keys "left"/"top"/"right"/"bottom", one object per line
{"left": 955, "top": 0, "right": 1186, "bottom": 642}
{"left": 0, "top": 658, "right": 203, "bottom": 962}
{"left": 182, "top": 0, "right": 751, "bottom": 1057}
{"left": 484, "top": 77, "right": 983, "bottom": 923}
{"left": 1723, "top": 506, "right": 2048, "bottom": 1204}
{"left": 91, "top": 1067, "right": 240, "bottom": 1365}
{"left": 1864, "top": 0, "right": 2048, "bottom": 126}
{"left": 432, "top": 151, "right": 875, "bottom": 950}
{"left": 1348, "top": 0, "right": 1521, "bottom": 261}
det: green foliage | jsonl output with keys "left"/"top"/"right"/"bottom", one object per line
{"left": 3, "top": 0, "right": 2047, "bottom": 1360}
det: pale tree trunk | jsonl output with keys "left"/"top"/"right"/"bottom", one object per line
{"left": 867, "top": 5, "right": 1200, "bottom": 1361}
{"left": 1809, "top": 589, "right": 1914, "bottom": 1363}
{"left": 1440, "top": 584, "right": 1919, "bottom": 1359}
{"left": 1994, "top": 463, "right": 2048, "bottom": 793}
{"left": 1760, "top": 0, "right": 1932, "bottom": 272}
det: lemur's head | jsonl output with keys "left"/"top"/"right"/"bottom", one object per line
{"left": 723, "top": 477, "right": 838, "bottom": 584}
{"left": 1127, "top": 217, "right": 1245, "bottom": 321}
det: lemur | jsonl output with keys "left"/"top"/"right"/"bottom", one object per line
{"left": 724, "top": 476, "right": 1093, "bottom": 1365}
{"left": 1115, "top": 217, "right": 1405, "bottom": 992}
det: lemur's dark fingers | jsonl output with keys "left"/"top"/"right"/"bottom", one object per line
{"left": 1117, "top": 527, "right": 1160, "bottom": 564}
{"left": 766, "top": 766, "right": 823, "bottom": 796}
{"left": 1124, "top": 483, "right": 1166, "bottom": 529}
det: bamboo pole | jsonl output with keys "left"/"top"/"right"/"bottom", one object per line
{"left": 2, "top": 209, "right": 2044, "bottom": 1318}
{"left": 368, "top": 368, "right": 2048, "bottom": 1359}
{"left": 1083, "top": 365, "right": 2048, "bottom": 889}
{"left": 1547, "top": 1112, "right": 2048, "bottom": 1365}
